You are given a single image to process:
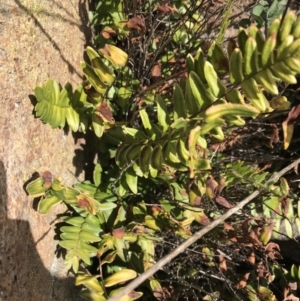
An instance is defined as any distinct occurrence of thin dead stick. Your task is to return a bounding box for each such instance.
[107,158,300,301]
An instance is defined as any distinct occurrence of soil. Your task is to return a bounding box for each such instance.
[0,1,92,300]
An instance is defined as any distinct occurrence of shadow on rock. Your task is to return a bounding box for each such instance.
[0,161,84,301]
[72,129,98,182]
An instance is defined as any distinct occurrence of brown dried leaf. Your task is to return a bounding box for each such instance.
[211,144,220,151]
[77,197,89,209]
[242,218,252,235]
[284,293,299,301]
[285,104,300,124]
[157,4,178,14]
[215,183,225,195]
[102,32,110,39]
[96,101,115,123]
[228,235,237,243]
[42,170,53,188]
[100,44,111,56]
[256,261,266,278]
[137,98,145,107]
[236,272,250,289]
[198,213,210,226]
[265,242,280,252]
[289,282,298,291]
[42,170,53,182]
[224,222,234,231]
[99,44,128,67]
[270,125,279,142]
[284,287,290,300]
[153,290,164,301]
[77,195,96,214]
[259,162,273,172]
[151,205,162,216]
[249,229,262,245]
[169,57,176,63]
[219,254,227,273]
[77,197,90,210]
[281,197,291,216]
[248,252,255,264]
[130,36,142,43]
[133,225,146,233]
[179,189,188,196]
[112,227,125,239]
[151,63,161,78]
[151,62,162,84]
[215,196,232,209]
[102,27,116,39]
[127,16,145,32]
[163,286,173,299]
[265,242,282,260]
[193,195,202,206]
[282,104,300,149]
[206,176,218,199]
[128,291,142,299]
[158,81,171,94]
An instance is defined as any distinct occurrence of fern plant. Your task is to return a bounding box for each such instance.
[27,10,300,301]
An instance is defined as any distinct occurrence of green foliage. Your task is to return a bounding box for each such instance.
[239,0,286,30]
[28,5,300,301]
[34,80,86,131]
[33,45,128,137]
[251,0,286,28]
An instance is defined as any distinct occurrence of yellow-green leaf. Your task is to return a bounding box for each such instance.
[282,120,294,149]
[229,48,244,84]
[92,113,104,138]
[26,177,49,197]
[188,126,201,160]
[189,71,215,108]
[77,248,91,265]
[76,274,104,293]
[99,44,128,67]
[125,167,138,194]
[86,46,115,85]
[81,62,107,95]
[204,61,226,98]
[80,290,106,301]
[80,231,101,242]
[104,269,137,287]
[59,239,78,250]
[261,34,276,66]
[204,103,260,123]
[109,288,143,301]
[156,94,170,131]
[173,83,186,119]
[38,195,61,214]
[244,37,258,75]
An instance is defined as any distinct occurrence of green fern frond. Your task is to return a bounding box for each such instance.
[34,80,86,131]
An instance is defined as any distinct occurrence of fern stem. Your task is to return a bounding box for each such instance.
[216,0,235,44]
